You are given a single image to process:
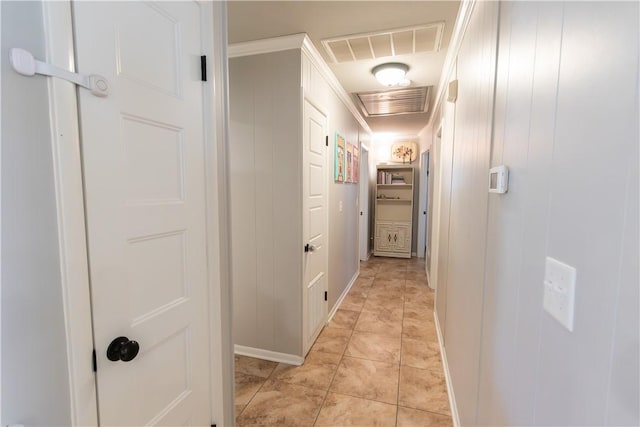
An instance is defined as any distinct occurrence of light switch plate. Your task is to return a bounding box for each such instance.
[339,201,343,212]
[543,257,577,331]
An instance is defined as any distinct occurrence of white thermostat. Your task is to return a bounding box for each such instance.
[489,165,509,194]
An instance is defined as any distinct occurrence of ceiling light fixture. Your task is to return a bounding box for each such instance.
[372,62,409,87]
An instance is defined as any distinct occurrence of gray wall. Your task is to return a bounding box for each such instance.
[229,50,303,356]
[434,1,639,425]
[229,47,362,356]
[1,1,72,425]
[324,80,360,310]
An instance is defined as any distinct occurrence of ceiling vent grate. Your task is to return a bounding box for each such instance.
[321,23,444,64]
[355,86,431,117]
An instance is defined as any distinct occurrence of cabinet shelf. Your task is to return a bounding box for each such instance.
[377,184,412,188]
[376,198,412,203]
[374,165,414,258]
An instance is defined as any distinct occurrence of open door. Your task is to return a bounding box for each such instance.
[74,2,213,424]
[302,99,328,354]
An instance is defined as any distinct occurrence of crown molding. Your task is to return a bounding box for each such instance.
[228,33,372,135]
[423,0,477,131]
[227,33,307,58]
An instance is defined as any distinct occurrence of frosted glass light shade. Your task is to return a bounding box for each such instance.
[372,63,409,87]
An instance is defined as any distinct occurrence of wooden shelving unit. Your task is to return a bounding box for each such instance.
[374,165,414,258]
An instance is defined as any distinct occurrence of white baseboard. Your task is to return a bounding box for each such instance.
[426,269,435,290]
[412,251,417,257]
[327,269,359,322]
[234,344,304,366]
[434,312,460,427]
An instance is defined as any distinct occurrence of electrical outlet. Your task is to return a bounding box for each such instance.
[543,257,577,331]
[339,201,343,212]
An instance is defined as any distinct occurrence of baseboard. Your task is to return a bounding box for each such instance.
[327,269,359,322]
[426,269,435,290]
[434,312,461,427]
[412,251,417,257]
[234,344,304,366]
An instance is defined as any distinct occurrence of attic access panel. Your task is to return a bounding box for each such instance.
[321,23,444,63]
[355,86,431,117]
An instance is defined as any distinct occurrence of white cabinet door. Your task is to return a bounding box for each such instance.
[394,223,412,253]
[375,223,394,251]
[74,2,211,425]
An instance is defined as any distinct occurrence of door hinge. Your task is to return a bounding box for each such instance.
[324,291,328,301]
[201,55,207,82]
[325,135,328,147]
[92,349,97,372]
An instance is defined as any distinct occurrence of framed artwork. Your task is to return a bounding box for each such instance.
[353,145,360,183]
[390,141,418,164]
[334,132,345,182]
[346,142,353,183]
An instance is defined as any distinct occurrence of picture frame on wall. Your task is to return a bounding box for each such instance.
[353,145,360,183]
[334,132,345,182]
[390,141,418,164]
[346,142,353,183]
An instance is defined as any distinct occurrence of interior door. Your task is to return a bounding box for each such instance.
[302,99,328,354]
[73,2,211,425]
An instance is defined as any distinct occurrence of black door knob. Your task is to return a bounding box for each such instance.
[107,336,140,362]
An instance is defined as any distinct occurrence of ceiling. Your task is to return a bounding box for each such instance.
[227,1,461,136]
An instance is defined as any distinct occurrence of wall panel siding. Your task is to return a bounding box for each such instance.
[438,1,639,425]
[534,2,639,424]
[1,2,72,424]
[441,2,499,425]
[229,50,303,355]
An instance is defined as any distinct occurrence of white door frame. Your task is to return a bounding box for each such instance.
[359,145,370,261]
[416,150,430,259]
[42,2,233,425]
[430,123,444,291]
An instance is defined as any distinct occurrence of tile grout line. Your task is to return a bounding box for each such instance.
[236,258,448,426]
[313,270,363,426]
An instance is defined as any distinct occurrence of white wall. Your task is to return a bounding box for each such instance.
[1,1,72,424]
[434,1,639,425]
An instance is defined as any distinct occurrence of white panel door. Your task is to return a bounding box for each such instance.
[73,2,211,425]
[303,100,328,354]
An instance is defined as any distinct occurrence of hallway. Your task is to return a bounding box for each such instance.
[234,257,452,426]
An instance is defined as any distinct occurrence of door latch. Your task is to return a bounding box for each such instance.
[10,48,109,97]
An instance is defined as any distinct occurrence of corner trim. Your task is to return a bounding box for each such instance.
[235,345,304,366]
[203,3,235,426]
[328,270,359,322]
[434,311,460,427]
[228,33,372,134]
[424,0,477,130]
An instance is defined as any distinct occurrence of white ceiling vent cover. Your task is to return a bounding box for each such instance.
[322,23,444,63]
[355,86,431,117]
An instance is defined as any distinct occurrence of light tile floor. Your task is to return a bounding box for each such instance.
[234,256,453,427]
